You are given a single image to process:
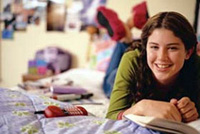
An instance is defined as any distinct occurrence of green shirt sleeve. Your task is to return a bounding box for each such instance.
[106,50,140,120]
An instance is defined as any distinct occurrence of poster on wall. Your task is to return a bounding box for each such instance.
[66,0,107,32]
[1,0,47,39]
[79,0,106,27]
[11,0,27,31]
[1,0,15,39]
[1,0,107,37]
[22,0,47,25]
[0,0,46,25]
[65,0,82,32]
[46,0,66,31]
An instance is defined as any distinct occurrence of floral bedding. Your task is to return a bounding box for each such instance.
[0,88,161,134]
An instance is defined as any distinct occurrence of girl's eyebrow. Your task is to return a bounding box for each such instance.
[148,42,180,46]
[167,43,180,46]
[148,42,158,45]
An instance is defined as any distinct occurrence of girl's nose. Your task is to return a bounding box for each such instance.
[158,49,168,60]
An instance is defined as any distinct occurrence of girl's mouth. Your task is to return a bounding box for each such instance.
[155,64,172,70]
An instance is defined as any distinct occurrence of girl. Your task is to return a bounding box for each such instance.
[106,11,200,123]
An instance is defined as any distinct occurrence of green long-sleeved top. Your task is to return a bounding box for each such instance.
[106,50,140,120]
[106,49,200,120]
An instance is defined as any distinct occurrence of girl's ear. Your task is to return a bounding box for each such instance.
[185,47,194,60]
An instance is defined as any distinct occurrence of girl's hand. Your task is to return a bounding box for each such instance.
[123,99,182,122]
[176,97,199,122]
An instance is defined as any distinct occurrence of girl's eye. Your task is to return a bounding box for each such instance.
[168,47,178,50]
[150,46,159,49]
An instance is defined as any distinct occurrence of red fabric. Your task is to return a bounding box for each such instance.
[97,6,126,41]
[117,111,125,120]
[132,1,148,29]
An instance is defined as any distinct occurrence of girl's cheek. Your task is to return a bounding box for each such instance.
[147,52,156,60]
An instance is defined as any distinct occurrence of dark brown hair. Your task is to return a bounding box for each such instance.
[130,12,200,113]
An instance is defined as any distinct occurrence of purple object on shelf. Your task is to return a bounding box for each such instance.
[36,60,47,67]
[51,85,87,94]
[37,66,47,75]
[28,60,36,67]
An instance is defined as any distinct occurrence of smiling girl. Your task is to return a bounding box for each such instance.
[106,11,200,123]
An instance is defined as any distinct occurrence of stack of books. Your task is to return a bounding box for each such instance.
[48,85,93,101]
[18,82,94,102]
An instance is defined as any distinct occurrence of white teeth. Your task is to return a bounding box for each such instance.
[157,64,170,68]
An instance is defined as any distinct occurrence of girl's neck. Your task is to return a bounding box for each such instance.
[153,73,179,92]
[154,78,178,92]
[156,83,172,92]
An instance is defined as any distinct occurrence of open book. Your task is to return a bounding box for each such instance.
[124,114,200,134]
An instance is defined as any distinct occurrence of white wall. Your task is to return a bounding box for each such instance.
[147,0,196,25]
[0,0,196,87]
[0,23,90,87]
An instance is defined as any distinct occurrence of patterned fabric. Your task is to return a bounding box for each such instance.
[0,88,161,134]
[86,33,117,72]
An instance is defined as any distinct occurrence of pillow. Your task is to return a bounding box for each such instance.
[52,68,107,100]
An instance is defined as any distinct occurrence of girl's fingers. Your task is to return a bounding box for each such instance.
[183,112,199,123]
[177,97,190,109]
[182,108,198,119]
[171,106,182,122]
[179,101,195,114]
[170,98,178,105]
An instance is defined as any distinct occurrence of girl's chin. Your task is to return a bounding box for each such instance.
[154,75,170,84]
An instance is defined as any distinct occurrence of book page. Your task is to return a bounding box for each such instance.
[124,114,200,134]
[132,120,182,134]
[187,119,200,132]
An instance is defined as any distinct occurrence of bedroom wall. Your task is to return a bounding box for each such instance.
[0,0,196,87]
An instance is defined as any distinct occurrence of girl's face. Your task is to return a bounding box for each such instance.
[146,28,192,85]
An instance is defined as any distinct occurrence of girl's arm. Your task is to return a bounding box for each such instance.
[122,99,182,122]
[106,50,139,120]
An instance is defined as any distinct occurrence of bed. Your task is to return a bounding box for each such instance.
[3,88,200,134]
[2,68,200,134]
[1,68,166,134]
[12,68,110,118]
[0,88,163,134]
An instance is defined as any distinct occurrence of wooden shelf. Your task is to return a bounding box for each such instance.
[22,74,52,82]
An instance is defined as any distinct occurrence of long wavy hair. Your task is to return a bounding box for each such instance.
[129,12,200,112]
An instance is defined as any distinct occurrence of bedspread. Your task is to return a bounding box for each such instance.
[0,88,162,134]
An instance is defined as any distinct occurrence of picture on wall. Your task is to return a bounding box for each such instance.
[1,0,47,39]
[46,0,66,31]
[65,0,107,32]
[1,0,15,39]
[1,0,107,38]
[79,0,107,27]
